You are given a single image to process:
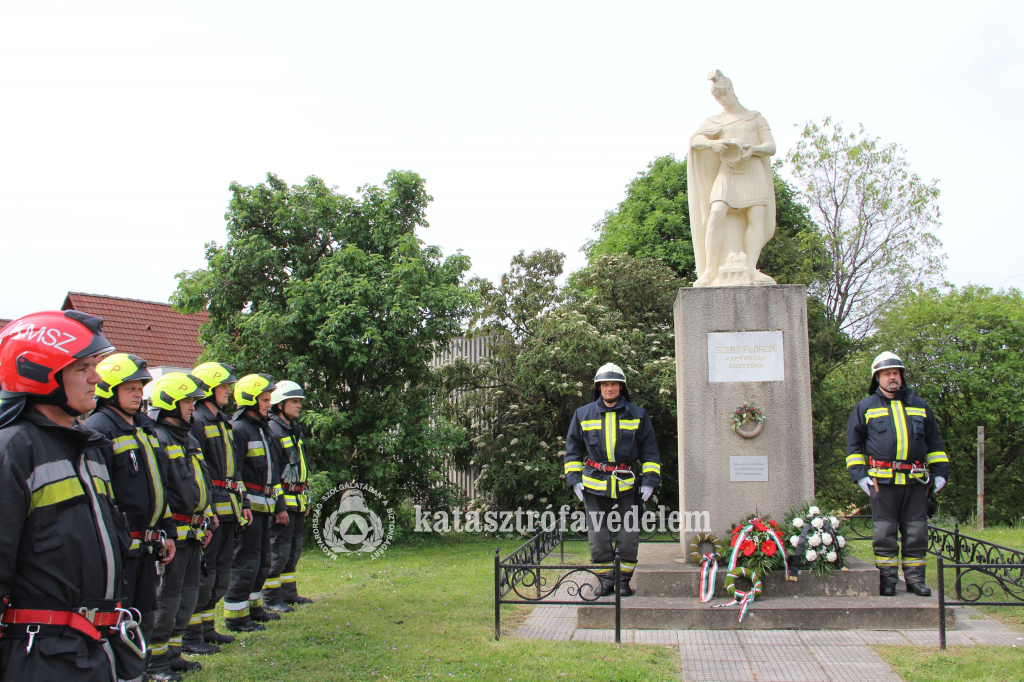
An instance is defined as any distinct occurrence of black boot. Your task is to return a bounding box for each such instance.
[225,616,266,633]
[251,606,281,622]
[618,576,634,597]
[879,567,898,596]
[146,652,183,682]
[181,640,220,655]
[203,628,236,644]
[289,594,313,605]
[906,582,932,596]
[597,577,616,597]
[262,587,295,613]
[169,655,203,673]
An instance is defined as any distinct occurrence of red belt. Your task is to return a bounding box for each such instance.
[2,608,121,641]
[282,483,308,492]
[213,479,244,493]
[586,459,633,473]
[130,529,165,542]
[244,482,274,495]
[171,513,207,526]
[868,459,925,471]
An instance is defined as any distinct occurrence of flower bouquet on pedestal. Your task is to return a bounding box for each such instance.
[782,503,849,579]
[711,514,788,622]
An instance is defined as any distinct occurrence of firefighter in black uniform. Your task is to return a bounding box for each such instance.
[223,374,287,632]
[84,353,177,650]
[0,311,146,682]
[147,373,215,680]
[846,352,949,597]
[264,381,313,610]
[183,362,254,647]
[564,363,661,597]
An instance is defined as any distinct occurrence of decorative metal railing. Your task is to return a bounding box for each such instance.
[494,525,624,642]
[841,514,1024,650]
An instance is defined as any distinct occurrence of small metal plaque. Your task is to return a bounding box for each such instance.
[729,455,769,482]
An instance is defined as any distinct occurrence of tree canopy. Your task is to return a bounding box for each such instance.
[173,171,474,509]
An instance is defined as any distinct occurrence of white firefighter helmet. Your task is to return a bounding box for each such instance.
[270,380,305,405]
[870,351,905,379]
[593,363,627,385]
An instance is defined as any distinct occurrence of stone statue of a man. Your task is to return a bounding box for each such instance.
[688,70,777,287]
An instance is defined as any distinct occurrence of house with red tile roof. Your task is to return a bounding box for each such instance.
[61,292,208,373]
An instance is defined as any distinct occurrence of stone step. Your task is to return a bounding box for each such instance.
[635,543,877,599]
[577,591,953,630]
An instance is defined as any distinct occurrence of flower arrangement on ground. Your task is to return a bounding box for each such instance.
[781,503,849,578]
[727,514,787,577]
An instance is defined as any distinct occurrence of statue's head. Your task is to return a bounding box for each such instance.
[708,69,738,108]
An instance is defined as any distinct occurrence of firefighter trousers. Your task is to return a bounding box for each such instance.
[184,518,237,642]
[225,513,271,624]
[149,541,202,672]
[281,510,305,602]
[123,549,159,640]
[584,490,640,580]
[264,510,299,604]
[871,481,928,585]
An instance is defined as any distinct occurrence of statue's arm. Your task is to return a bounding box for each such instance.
[747,116,776,158]
[692,132,723,153]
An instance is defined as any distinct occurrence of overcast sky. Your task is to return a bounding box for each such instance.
[2,1,1021,321]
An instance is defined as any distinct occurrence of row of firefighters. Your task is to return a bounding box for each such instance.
[0,310,313,682]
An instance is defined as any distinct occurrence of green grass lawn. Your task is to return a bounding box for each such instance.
[192,536,680,681]
[878,646,1024,681]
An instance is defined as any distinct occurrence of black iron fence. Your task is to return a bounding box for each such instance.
[841,514,1024,650]
[494,526,624,642]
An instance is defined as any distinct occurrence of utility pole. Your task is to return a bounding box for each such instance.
[977,426,985,530]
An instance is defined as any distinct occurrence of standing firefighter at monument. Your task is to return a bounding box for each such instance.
[0,311,146,682]
[84,353,177,652]
[564,363,661,597]
[224,374,286,632]
[183,362,250,650]
[265,381,313,609]
[846,352,949,597]
[147,372,215,680]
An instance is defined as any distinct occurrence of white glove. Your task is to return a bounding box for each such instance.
[934,477,946,492]
[857,477,874,496]
[573,483,584,501]
[640,486,654,502]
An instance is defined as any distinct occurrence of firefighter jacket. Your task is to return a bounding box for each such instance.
[0,410,134,673]
[269,412,311,512]
[152,419,213,543]
[84,405,175,552]
[846,387,950,485]
[231,409,286,515]
[564,397,661,498]
[191,403,246,523]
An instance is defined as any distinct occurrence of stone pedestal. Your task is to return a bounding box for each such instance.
[673,284,814,546]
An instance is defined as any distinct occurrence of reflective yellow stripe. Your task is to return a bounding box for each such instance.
[894,472,906,485]
[280,436,294,448]
[284,496,300,509]
[869,468,893,479]
[874,555,899,566]
[905,407,927,418]
[893,402,909,461]
[192,454,208,512]
[92,476,109,497]
[620,419,640,430]
[865,408,889,422]
[902,558,926,566]
[29,477,86,513]
[166,445,185,460]
[220,423,235,478]
[188,613,203,626]
[138,428,166,528]
[112,436,138,454]
[246,447,266,458]
[129,538,141,551]
[641,462,661,474]
[581,475,607,491]
[204,425,220,438]
[846,454,867,467]
[564,461,583,474]
[580,420,601,431]
[215,501,235,516]
[926,451,949,464]
[605,412,617,462]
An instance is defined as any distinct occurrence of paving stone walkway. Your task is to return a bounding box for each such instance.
[514,604,1023,682]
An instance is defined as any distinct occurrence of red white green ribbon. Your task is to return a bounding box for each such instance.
[726,519,790,579]
[698,554,717,603]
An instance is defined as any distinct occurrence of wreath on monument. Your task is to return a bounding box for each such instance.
[688,532,723,564]
[731,401,766,438]
[689,533,723,603]
[711,567,763,622]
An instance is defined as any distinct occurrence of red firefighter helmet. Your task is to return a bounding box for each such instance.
[0,310,116,397]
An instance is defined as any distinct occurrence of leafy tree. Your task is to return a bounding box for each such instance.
[786,117,945,339]
[173,171,474,511]
[869,286,1024,524]
[437,252,681,514]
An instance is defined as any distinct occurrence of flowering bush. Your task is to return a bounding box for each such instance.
[782,502,849,577]
[727,514,787,577]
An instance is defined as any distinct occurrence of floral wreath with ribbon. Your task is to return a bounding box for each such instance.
[689,533,723,603]
[712,567,763,622]
[711,516,788,621]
